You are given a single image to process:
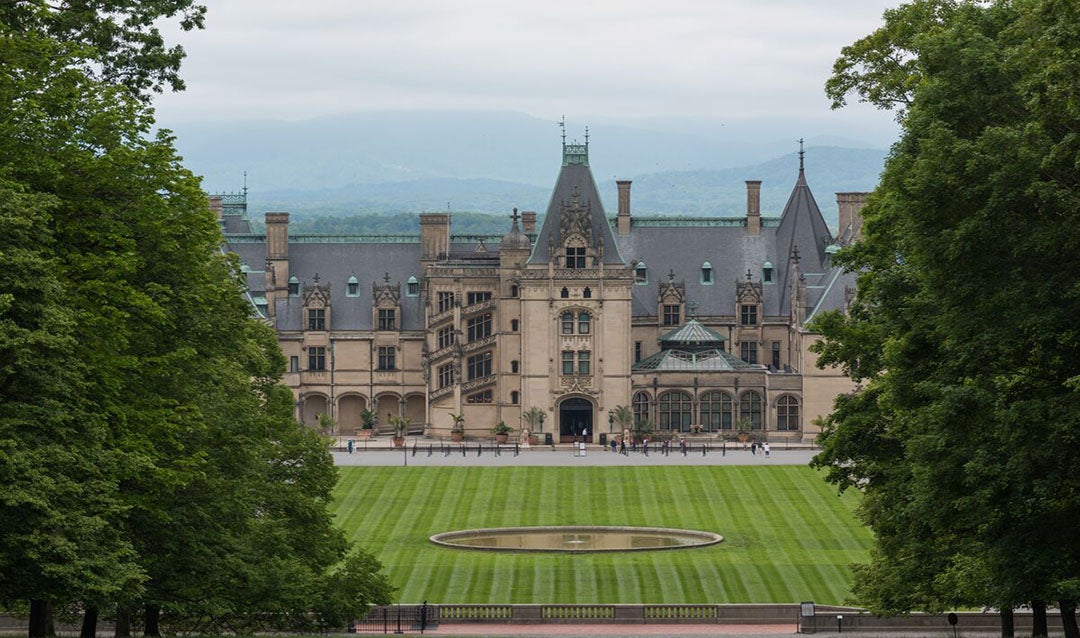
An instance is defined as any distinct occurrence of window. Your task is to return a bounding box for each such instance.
[583,287,592,299]
[510,360,519,374]
[437,363,453,389]
[510,391,519,405]
[406,276,419,296]
[377,346,396,370]
[467,390,493,404]
[772,341,781,368]
[578,311,590,335]
[467,351,492,380]
[763,261,774,284]
[562,351,574,376]
[509,284,519,298]
[633,392,650,425]
[740,391,763,429]
[662,304,681,326]
[288,276,300,296]
[777,396,800,431]
[307,308,325,331]
[634,341,643,363]
[560,287,569,299]
[578,351,591,375]
[289,356,299,373]
[565,246,586,268]
[659,391,693,431]
[511,319,519,332]
[561,311,574,335]
[467,291,492,306]
[346,276,359,297]
[701,261,713,285]
[699,391,733,431]
[467,313,492,342]
[740,304,758,326]
[378,308,396,330]
[437,326,455,350]
[437,292,455,313]
[308,346,326,371]
[635,262,647,284]
[740,341,758,364]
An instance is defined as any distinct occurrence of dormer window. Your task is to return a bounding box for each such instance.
[740,304,758,326]
[565,246,586,269]
[701,261,713,285]
[635,262,647,284]
[763,261,774,284]
[346,276,359,297]
[406,276,419,296]
[288,276,300,296]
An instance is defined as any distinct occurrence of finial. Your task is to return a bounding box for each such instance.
[511,207,520,225]
[792,245,801,264]
[313,272,320,284]
[243,171,248,198]
[559,115,566,146]
[584,125,589,147]
[668,269,675,282]
[746,269,752,281]
[798,138,805,173]
[383,272,390,284]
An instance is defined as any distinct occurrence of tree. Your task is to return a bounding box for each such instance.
[812,1,1080,634]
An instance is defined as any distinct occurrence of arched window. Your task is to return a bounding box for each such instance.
[346,275,359,297]
[578,311,590,334]
[701,261,713,285]
[560,287,569,298]
[635,261,647,284]
[583,287,592,298]
[699,391,733,431]
[633,392,651,426]
[288,276,300,296]
[406,275,419,296]
[763,261,774,284]
[739,391,763,430]
[777,396,800,431]
[561,311,574,334]
[659,391,693,432]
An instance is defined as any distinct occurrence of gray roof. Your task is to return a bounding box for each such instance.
[774,166,834,316]
[633,348,752,372]
[659,319,726,348]
[528,156,624,265]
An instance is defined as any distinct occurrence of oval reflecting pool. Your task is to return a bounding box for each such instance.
[429,526,723,553]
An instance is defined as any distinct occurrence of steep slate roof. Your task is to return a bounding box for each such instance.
[773,158,834,317]
[528,143,624,266]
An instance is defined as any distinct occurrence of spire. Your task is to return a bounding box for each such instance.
[798,138,805,174]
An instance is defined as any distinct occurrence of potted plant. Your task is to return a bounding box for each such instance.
[492,421,512,444]
[522,406,545,445]
[449,412,465,442]
[358,408,376,437]
[316,413,336,437]
[390,415,409,447]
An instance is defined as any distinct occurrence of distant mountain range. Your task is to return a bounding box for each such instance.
[166,110,889,230]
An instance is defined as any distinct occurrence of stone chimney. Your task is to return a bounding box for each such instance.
[836,192,869,244]
[420,213,451,261]
[746,181,761,236]
[521,211,537,235]
[264,213,290,317]
[208,196,223,220]
[616,180,632,235]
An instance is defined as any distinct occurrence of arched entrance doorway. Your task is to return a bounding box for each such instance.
[559,397,593,443]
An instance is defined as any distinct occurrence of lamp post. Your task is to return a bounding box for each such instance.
[608,411,614,433]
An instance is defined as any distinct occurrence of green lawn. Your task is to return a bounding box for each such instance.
[331,466,870,605]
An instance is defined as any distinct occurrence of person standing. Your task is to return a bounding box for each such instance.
[763,442,771,458]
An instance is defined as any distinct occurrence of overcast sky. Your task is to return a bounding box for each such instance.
[155,0,903,135]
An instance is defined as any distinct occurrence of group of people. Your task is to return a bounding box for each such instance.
[749,440,771,458]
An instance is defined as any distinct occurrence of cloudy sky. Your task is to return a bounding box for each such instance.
[155,0,903,134]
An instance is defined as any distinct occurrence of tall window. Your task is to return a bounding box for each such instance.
[565,246,586,268]
[740,304,758,326]
[467,291,492,306]
[437,326,455,350]
[560,287,569,298]
[771,341,781,368]
[577,351,590,375]
[467,351,492,380]
[662,304,681,326]
[308,346,326,371]
[740,341,758,364]
[288,277,299,296]
[740,391,763,429]
[701,261,713,284]
[699,391,733,431]
[307,308,325,331]
[437,292,455,313]
[437,363,453,389]
[763,262,774,283]
[634,341,643,363]
[633,392,650,426]
[561,311,574,335]
[777,396,800,431]
[659,391,693,431]
[561,351,574,375]
[578,311,591,334]
[510,391,519,405]
[378,308,396,330]
[467,313,491,342]
[510,319,519,332]
[509,284,519,298]
[510,360,519,374]
[289,356,299,373]
[583,287,592,298]
[346,277,359,297]
[635,263,647,284]
[406,277,419,296]
[377,346,396,370]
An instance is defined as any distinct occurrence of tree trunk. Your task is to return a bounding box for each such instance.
[114,608,130,638]
[80,607,98,638]
[1032,600,1048,638]
[1000,606,1014,638]
[45,601,55,638]
[1061,600,1080,638]
[28,600,48,638]
[144,606,161,638]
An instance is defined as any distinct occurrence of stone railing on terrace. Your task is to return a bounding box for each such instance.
[463,335,496,354]
[461,297,497,316]
[460,374,495,394]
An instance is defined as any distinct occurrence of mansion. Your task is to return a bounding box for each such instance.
[217,139,865,443]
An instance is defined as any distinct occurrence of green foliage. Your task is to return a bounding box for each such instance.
[491,421,513,435]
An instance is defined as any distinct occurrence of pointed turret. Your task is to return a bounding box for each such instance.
[774,142,832,316]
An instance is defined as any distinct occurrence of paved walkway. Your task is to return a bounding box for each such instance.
[332,439,817,467]
[414,623,800,636]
